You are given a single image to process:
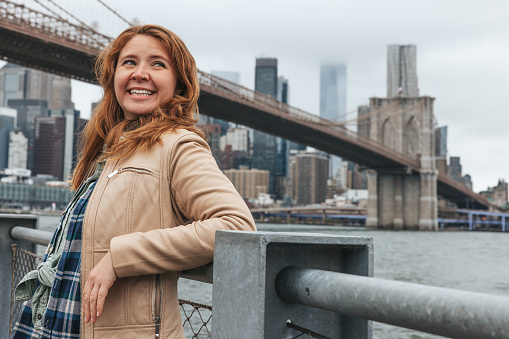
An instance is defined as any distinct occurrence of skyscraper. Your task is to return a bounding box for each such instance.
[48,109,85,180]
[434,126,448,158]
[387,44,419,97]
[253,57,278,196]
[51,76,74,110]
[33,116,66,180]
[277,76,289,104]
[320,64,347,182]
[290,151,328,205]
[0,63,53,106]
[448,156,462,183]
[8,129,28,169]
[0,108,16,169]
[33,109,85,180]
[320,64,347,120]
[7,99,49,171]
[255,58,278,98]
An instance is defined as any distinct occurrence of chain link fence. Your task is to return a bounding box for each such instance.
[10,244,213,338]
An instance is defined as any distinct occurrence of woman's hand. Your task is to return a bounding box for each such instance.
[82,251,117,323]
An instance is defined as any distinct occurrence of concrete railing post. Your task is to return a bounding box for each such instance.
[0,214,38,337]
[212,230,373,338]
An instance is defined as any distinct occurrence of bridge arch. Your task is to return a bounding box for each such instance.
[381,118,397,151]
[404,116,419,158]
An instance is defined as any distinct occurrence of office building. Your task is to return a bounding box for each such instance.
[253,57,278,195]
[277,76,289,104]
[0,63,53,107]
[435,126,448,158]
[33,109,85,181]
[220,127,249,152]
[387,44,419,97]
[435,157,447,176]
[290,151,328,205]
[200,124,222,166]
[320,64,347,182]
[255,58,278,98]
[463,174,473,191]
[341,161,364,189]
[448,156,462,183]
[8,129,28,169]
[7,99,48,171]
[251,130,276,193]
[49,109,86,179]
[0,108,16,169]
[33,116,66,180]
[51,76,74,110]
[223,167,269,200]
[320,64,347,120]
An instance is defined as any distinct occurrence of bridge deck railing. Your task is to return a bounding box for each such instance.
[2,215,509,338]
[1,0,111,50]
[198,71,421,167]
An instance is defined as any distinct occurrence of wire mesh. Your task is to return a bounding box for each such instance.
[10,245,213,338]
[10,244,41,335]
[179,299,212,338]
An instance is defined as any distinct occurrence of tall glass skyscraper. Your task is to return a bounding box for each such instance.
[320,64,347,120]
[255,58,278,98]
[253,58,279,196]
[387,44,419,97]
[0,108,16,169]
[320,64,347,181]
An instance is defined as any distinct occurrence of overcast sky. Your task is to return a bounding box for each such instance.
[41,0,509,192]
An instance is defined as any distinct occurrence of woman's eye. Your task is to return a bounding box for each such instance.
[122,60,136,66]
[153,61,166,68]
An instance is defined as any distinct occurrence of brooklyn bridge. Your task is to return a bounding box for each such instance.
[0,0,495,230]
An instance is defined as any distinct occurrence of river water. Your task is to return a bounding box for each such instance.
[36,216,509,338]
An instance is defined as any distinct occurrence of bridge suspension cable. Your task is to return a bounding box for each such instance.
[96,0,133,27]
[34,0,103,37]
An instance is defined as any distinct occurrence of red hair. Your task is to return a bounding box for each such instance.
[71,25,205,189]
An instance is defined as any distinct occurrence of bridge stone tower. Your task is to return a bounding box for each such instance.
[366,96,438,230]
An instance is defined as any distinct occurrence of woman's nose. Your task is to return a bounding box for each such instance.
[130,67,149,81]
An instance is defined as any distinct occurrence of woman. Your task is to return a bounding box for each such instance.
[11,24,256,338]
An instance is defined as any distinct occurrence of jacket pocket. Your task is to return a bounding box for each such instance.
[96,166,161,241]
[93,255,154,328]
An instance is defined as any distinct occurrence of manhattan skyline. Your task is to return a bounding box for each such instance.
[5,0,506,193]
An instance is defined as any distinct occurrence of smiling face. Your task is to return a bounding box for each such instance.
[114,34,177,120]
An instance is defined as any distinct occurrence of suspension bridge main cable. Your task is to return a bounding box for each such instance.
[40,0,102,35]
[96,0,133,27]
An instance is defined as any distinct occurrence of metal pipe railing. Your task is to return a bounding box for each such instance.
[10,226,53,246]
[276,266,509,339]
[9,226,213,283]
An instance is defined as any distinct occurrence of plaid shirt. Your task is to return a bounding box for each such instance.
[10,180,97,339]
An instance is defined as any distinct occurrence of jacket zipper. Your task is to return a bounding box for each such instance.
[107,167,154,178]
[154,274,162,338]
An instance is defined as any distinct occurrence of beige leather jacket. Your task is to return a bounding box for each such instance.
[80,129,256,338]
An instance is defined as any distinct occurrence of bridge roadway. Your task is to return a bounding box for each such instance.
[0,1,492,209]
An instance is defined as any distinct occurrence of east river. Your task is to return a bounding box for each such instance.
[36,216,509,339]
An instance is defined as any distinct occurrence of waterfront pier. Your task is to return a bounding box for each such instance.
[3,214,509,338]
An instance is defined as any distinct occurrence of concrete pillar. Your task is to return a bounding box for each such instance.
[366,170,378,228]
[212,231,373,338]
[0,214,38,338]
[393,176,404,229]
[419,171,438,231]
